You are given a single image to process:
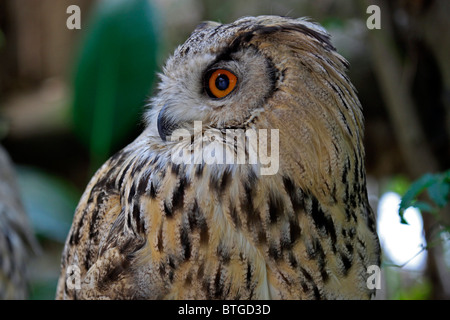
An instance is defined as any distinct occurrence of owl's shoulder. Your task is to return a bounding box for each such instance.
[56,145,155,299]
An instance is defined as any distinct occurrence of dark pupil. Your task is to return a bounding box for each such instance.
[215,74,229,91]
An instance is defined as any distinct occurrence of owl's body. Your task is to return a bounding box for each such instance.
[57,16,380,299]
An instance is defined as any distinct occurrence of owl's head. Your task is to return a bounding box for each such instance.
[145,15,364,194]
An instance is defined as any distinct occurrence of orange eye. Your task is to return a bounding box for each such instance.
[206,69,238,99]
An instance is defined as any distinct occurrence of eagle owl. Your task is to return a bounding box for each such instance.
[56,16,380,300]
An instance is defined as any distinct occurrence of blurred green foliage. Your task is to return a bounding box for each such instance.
[382,175,412,197]
[30,278,60,301]
[16,166,79,243]
[399,169,450,227]
[72,0,160,172]
[392,274,432,300]
[16,166,80,299]
[379,172,449,299]
[321,17,345,30]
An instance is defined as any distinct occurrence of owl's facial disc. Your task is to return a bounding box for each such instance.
[153,25,282,142]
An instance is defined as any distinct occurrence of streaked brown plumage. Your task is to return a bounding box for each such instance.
[56,16,380,300]
[0,145,38,299]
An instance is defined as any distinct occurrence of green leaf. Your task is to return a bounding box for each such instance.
[399,173,436,212]
[71,0,160,171]
[412,201,437,214]
[399,170,450,224]
[427,175,450,208]
[399,214,409,225]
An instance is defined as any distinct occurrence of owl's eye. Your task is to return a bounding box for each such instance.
[205,69,238,99]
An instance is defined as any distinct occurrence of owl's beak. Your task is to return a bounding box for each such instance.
[157,104,178,141]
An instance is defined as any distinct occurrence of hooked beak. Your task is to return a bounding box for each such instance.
[157,104,178,141]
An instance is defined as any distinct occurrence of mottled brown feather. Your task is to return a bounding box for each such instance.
[56,16,380,300]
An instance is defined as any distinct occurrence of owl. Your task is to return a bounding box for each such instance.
[56,16,380,300]
[0,145,38,299]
